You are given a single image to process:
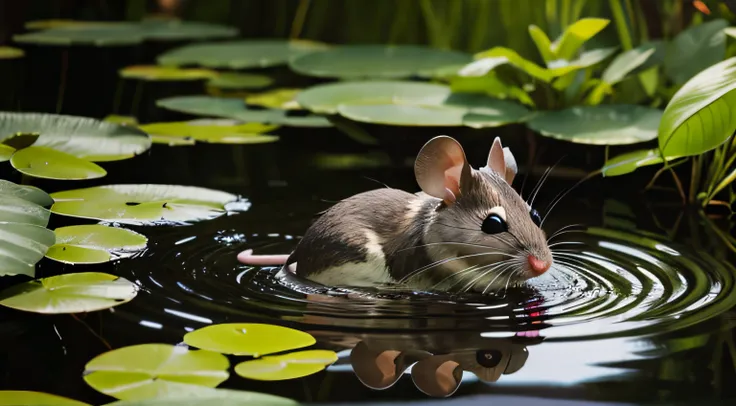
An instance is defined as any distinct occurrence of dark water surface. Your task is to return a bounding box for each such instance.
[2,143,736,405]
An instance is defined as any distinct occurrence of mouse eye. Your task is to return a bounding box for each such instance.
[530,208,542,226]
[482,213,508,234]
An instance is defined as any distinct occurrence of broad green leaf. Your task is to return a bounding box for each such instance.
[567,47,618,69]
[0,179,53,206]
[337,103,467,126]
[207,73,274,90]
[443,93,530,128]
[0,144,14,162]
[0,46,25,59]
[528,25,555,64]
[457,57,509,77]
[658,56,736,157]
[50,184,240,225]
[2,132,39,149]
[120,65,217,81]
[475,47,567,82]
[46,225,148,265]
[449,74,511,98]
[245,88,302,110]
[0,112,151,162]
[184,323,316,356]
[24,19,112,30]
[552,18,610,60]
[158,39,328,69]
[0,222,55,277]
[527,104,662,145]
[234,350,338,381]
[664,19,728,85]
[727,27,736,39]
[602,44,658,84]
[11,146,107,180]
[0,272,138,313]
[104,115,139,126]
[288,45,472,79]
[103,387,297,405]
[139,120,279,145]
[601,148,680,177]
[638,67,659,97]
[0,391,89,406]
[584,81,613,105]
[84,344,229,400]
[0,195,50,226]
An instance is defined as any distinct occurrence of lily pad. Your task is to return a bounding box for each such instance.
[527,105,662,145]
[234,350,338,381]
[0,272,138,313]
[139,120,279,145]
[0,194,50,226]
[137,19,237,41]
[0,112,151,162]
[337,103,467,126]
[157,39,329,69]
[156,96,332,127]
[183,323,316,356]
[103,387,297,405]
[120,65,217,81]
[24,19,115,30]
[0,145,14,161]
[84,344,229,400]
[444,93,531,128]
[289,45,472,79]
[50,184,240,225]
[0,391,90,406]
[104,115,139,126]
[207,73,274,90]
[46,225,148,265]
[11,146,107,180]
[0,179,53,206]
[0,46,24,59]
[602,148,680,177]
[245,88,302,110]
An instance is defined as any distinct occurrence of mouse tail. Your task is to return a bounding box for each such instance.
[237,249,290,266]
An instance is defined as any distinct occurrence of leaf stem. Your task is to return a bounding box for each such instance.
[56,50,69,114]
[290,0,311,39]
[608,0,633,51]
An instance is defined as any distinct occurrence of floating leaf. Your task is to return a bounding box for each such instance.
[50,184,240,225]
[24,19,114,30]
[0,179,53,206]
[150,135,196,146]
[84,344,229,401]
[289,45,472,79]
[11,146,107,180]
[184,323,316,356]
[104,115,139,126]
[0,145,14,162]
[140,120,279,145]
[207,73,274,90]
[2,132,40,149]
[0,194,50,226]
[527,105,662,145]
[120,65,217,81]
[338,103,467,126]
[156,96,331,127]
[46,225,148,265]
[444,93,530,128]
[0,112,151,162]
[602,149,680,177]
[245,89,302,110]
[137,19,237,41]
[0,222,55,277]
[659,56,736,157]
[0,46,24,59]
[0,272,138,313]
[551,18,610,60]
[234,350,337,381]
[103,387,297,405]
[664,19,728,85]
[158,39,329,69]
[602,43,658,85]
[0,391,90,406]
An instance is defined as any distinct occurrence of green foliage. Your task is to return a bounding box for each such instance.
[11,146,107,180]
[183,323,316,357]
[234,350,338,381]
[46,225,148,265]
[663,19,728,85]
[0,391,89,406]
[139,120,280,145]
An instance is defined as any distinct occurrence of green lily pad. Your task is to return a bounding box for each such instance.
[0,112,151,162]
[234,350,338,381]
[156,96,332,127]
[50,184,240,225]
[158,39,329,69]
[0,179,53,206]
[120,65,218,81]
[0,46,24,59]
[137,19,237,41]
[0,272,138,313]
[104,115,139,126]
[0,391,90,406]
[527,104,662,145]
[0,145,14,161]
[46,225,148,265]
[84,344,229,400]
[289,45,472,79]
[337,103,467,126]
[0,194,50,226]
[602,148,680,177]
[183,323,316,357]
[11,146,108,180]
[103,387,298,406]
[207,73,274,90]
[296,81,452,115]
[245,88,302,110]
[139,120,279,145]
[444,93,531,128]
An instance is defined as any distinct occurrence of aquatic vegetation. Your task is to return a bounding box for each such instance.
[103,388,298,405]
[140,120,279,145]
[83,344,229,400]
[45,225,148,265]
[0,390,90,406]
[0,272,138,313]
[183,323,316,356]
[49,184,243,225]
[157,39,329,69]
[207,73,274,90]
[234,350,338,381]
[11,146,107,180]
[245,88,302,110]
[288,44,472,79]
[0,46,24,59]
[663,19,729,85]
[119,66,218,82]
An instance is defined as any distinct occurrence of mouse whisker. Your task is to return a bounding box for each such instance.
[528,165,554,208]
[446,261,510,293]
[395,241,516,254]
[459,260,516,293]
[429,264,484,291]
[480,261,519,294]
[546,229,586,242]
[548,241,585,248]
[546,223,586,241]
[540,170,596,228]
[399,251,513,283]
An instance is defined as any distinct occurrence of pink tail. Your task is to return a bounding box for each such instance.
[237,249,289,266]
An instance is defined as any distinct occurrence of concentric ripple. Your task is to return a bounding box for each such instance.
[114,220,736,342]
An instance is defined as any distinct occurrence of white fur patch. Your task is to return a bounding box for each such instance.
[309,229,393,287]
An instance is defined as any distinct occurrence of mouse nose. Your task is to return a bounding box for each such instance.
[527,255,550,275]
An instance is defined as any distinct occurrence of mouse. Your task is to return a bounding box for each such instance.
[237,135,553,293]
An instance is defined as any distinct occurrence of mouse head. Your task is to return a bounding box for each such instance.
[414,135,552,291]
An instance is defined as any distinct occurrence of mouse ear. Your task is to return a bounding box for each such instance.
[483,137,517,185]
[415,136,471,205]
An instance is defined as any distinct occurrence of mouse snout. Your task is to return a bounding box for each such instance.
[527,255,550,276]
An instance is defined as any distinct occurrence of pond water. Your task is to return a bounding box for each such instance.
[2,144,735,405]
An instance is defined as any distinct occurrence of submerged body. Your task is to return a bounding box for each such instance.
[239,136,553,293]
